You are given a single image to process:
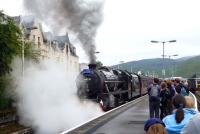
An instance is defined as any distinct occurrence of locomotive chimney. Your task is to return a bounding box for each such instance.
[88,64,97,70]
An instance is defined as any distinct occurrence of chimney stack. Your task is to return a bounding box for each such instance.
[88,64,97,70]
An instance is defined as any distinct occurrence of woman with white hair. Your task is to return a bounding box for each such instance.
[181,96,199,134]
[162,95,197,134]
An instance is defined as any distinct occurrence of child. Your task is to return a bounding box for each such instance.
[144,118,167,134]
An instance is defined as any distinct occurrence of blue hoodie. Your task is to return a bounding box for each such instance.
[162,108,197,134]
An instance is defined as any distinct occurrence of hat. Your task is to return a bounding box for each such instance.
[144,118,165,131]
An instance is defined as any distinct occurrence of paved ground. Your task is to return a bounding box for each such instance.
[92,97,149,134]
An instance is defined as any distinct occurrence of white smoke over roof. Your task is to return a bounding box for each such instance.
[23,0,104,63]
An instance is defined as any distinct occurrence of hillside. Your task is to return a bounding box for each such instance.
[176,55,200,78]
[113,55,200,78]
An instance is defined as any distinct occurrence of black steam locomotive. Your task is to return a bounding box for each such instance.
[76,64,153,111]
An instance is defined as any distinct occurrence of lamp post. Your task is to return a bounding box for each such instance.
[151,40,176,79]
[168,54,178,77]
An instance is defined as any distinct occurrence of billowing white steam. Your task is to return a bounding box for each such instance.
[23,0,104,63]
[11,59,103,134]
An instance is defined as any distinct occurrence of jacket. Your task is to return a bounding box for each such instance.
[162,108,197,134]
[181,113,200,134]
[148,84,160,102]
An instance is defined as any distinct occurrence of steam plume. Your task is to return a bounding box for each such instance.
[11,58,103,134]
[23,0,104,63]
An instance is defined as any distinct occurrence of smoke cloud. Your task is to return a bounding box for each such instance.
[23,0,104,63]
[11,59,103,134]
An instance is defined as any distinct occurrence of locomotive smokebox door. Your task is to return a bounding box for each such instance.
[88,64,97,70]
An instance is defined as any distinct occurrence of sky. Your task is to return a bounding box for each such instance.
[1,0,200,66]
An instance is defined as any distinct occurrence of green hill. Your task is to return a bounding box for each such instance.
[176,55,200,78]
[112,55,200,78]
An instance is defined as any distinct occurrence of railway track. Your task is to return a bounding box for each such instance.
[61,95,147,134]
[0,108,33,134]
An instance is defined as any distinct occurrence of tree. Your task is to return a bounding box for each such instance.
[24,41,41,63]
[0,11,41,76]
[0,11,22,107]
[0,11,21,76]
[0,12,41,107]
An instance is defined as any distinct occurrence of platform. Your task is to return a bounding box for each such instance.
[91,97,149,134]
[62,92,198,134]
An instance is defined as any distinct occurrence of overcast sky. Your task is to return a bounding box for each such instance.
[1,0,200,66]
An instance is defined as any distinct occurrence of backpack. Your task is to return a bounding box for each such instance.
[161,89,171,104]
[149,85,160,100]
[181,86,189,96]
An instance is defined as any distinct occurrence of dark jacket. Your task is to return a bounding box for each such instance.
[175,83,189,94]
[167,86,175,97]
[160,89,171,105]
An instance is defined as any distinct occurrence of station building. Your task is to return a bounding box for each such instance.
[12,15,79,72]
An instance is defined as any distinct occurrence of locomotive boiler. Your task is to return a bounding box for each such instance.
[76,64,152,111]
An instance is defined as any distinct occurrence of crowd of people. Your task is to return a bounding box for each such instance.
[144,78,199,134]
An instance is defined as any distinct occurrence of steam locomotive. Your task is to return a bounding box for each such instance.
[76,64,153,111]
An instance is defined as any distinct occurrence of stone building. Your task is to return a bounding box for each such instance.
[12,15,79,72]
[43,32,79,72]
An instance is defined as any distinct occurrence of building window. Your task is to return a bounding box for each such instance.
[66,45,68,53]
[33,35,35,42]
[38,37,41,48]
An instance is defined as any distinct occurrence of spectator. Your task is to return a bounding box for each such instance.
[174,78,182,94]
[171,79,175,88]
[175,78,189,96]
[167,80,176,97]
[160,82,171,119]
[148,78,160,118]
[184,96,195,109]
[162,94,197,134]
[181,113,200,134]
[184,96,198,113]
[144,118,167,134]
[183,80,188,87]
[166,80,176,114]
